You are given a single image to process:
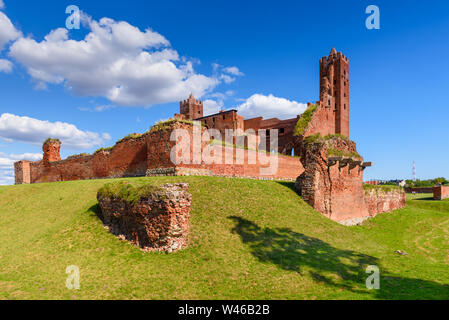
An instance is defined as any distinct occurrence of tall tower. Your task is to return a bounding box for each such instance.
[319,48,349,137]
[180,94,203,120]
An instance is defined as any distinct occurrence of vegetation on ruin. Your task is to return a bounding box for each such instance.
[327,147,361,160]
[93,147,114,155]
[97,181,166,205]
[363,184,403,194]
[115,133,144,145]
[43,138,61,145]
[0,178,448,299]
[147,118,198,134]
[294,104,317,136]
[67,153,90,159]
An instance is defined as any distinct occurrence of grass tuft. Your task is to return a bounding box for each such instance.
[97,181,166,205]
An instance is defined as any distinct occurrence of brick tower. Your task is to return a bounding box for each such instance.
[319,48,349,137]
[180,94,203,120]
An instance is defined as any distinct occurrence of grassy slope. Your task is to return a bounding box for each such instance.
[0,177,448,300]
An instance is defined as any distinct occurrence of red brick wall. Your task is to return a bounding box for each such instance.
[20,122,302,184]
[364,189,406,216]
[303,102,336,137]
[434,186,449,200]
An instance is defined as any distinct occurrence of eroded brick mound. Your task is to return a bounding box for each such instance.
[97,183,192,253]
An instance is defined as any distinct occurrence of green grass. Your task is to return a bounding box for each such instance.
[97,181,166,205]
[0,179,448,300]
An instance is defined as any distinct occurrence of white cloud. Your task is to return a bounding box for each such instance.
[237,94,307,120]
[0,11,21,50]
[0,113,111,149]
[203,99,224,116]
[9,14,220,107]
[0,58,12,73]
[0,152,42,186]
[0,1,4,9]
[223,66,244,76]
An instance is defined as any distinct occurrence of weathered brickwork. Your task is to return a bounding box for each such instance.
[97,183,192,252]
[295,136,406,225]
[434,186,449,200]
[364,189,406,217]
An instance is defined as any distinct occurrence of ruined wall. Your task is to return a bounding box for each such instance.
[26,134,148,184]
[303,102,336,137]
[146,122,302,180]
[434,186,449,200]
[16,121,302,184]
[295,136,369,223]
[97,183,192,253]
[364,188,406,217]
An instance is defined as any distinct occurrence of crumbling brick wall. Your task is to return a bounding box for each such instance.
[97,183,192,252]
[295,136,369,223]
[364,188,406,216]
[295,135,406,224]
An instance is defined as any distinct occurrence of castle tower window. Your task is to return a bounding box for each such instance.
[280,128,285,134]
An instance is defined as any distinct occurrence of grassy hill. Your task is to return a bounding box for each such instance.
[0,177,448,300]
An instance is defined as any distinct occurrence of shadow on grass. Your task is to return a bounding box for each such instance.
[229,216,449,299]
[275,181,297,193]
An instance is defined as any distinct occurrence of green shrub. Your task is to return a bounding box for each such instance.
[97,182,166,205]
[294,104,317,136]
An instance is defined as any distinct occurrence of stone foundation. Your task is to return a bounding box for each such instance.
[97,183,192,253]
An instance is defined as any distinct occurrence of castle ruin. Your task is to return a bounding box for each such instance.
[14,49,406,225]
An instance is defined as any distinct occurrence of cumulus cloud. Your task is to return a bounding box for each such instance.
[203,99,224,116]
[223,66,244,76]
[0,152,42,185]
[237,94,307,120]
[9,14,219,107]
[0,113,111,149]
[0,58,12,73]
[0,11,21,50]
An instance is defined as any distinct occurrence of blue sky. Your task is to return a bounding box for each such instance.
[0,0,448,184]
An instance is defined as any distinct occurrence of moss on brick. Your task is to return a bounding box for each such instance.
[148,118,198,134]
[327,148,361,159]
[97,181,166,206]
[43,138,61,145]
[294,104,317,136]
[94,147,114,155]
